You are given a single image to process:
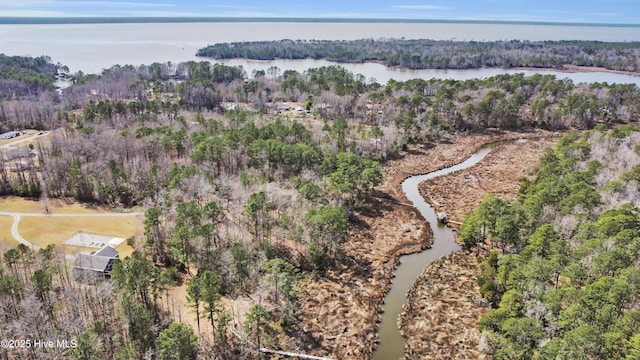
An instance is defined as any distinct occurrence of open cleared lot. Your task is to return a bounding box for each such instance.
[0,215,17,246]
[18,215,139,256]
[0,196,139,214]
[0,129,51,147]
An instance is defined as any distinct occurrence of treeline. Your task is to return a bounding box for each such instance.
[0,54,59,98]
[4,61,640,202]
[196,39,640,72]
[0,60,245,134]
[461,126,640,359]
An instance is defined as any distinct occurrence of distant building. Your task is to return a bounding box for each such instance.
[0,131,21,140]
[225,102,239,111]
[1,146,35,161]
[72,245,120,283]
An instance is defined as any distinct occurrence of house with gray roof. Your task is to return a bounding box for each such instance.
[72,245,119,283]
[0,131,21,140]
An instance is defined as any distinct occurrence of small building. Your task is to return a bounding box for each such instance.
[72,245,119,283]
[224,102,239,111]
[0,131,21,140]
[1,146,33,162]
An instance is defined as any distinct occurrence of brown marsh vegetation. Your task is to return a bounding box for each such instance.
[296,130,559,359]
[398,135,559,359]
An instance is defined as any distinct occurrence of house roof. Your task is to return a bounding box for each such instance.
[73,254,117,272]
[94,245,119,258]
[0,131,20,139]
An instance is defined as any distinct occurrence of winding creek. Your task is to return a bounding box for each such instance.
[372,146,495,360]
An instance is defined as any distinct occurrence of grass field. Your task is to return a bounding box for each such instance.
[0,215,17,246]
[18,215,140,257]
[0,196,142,214]
[0,196,141,256]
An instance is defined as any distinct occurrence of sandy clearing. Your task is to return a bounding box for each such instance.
[0,215,18,246]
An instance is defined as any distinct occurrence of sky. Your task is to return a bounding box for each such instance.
[1,0,639,24]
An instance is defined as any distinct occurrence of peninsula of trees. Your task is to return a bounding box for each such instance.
[196,39,640,72]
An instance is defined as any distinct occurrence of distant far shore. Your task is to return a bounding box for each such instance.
[514,64,640,77]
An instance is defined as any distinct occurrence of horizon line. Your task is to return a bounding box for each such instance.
[0,16,639,27]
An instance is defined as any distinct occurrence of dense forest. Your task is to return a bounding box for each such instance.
[1,54,640,358]
[462,127,640,359]
[0,54,62,98]
[1,60,383,358]
[196,39,640,72]
[3,59,640,202]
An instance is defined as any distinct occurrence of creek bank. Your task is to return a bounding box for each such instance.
[398,136,560,359]
[419,137,560,227]
[514,64,640,76]
[295,129,560,360]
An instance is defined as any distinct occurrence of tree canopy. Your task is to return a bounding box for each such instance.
[197,39,640,72]
[471,126,640,359]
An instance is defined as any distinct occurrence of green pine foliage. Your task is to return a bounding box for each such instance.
[473,126,640,359]
[197,39,640,72]
[0,54,58,98]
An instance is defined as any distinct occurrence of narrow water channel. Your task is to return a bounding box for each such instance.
[371,146,494,360]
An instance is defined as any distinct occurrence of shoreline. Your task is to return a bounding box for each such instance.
[513,64,640,76]
[196,55,640,78]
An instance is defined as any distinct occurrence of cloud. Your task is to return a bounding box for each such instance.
[0,0,175,8]
[57,1,174,7]
[0,0,178,17]
[0,9,75,16]
[126,10,220,17]
[585,12,618,17]
[209,5,246,9]
[392,4,450,11]
[0,0,53,7]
